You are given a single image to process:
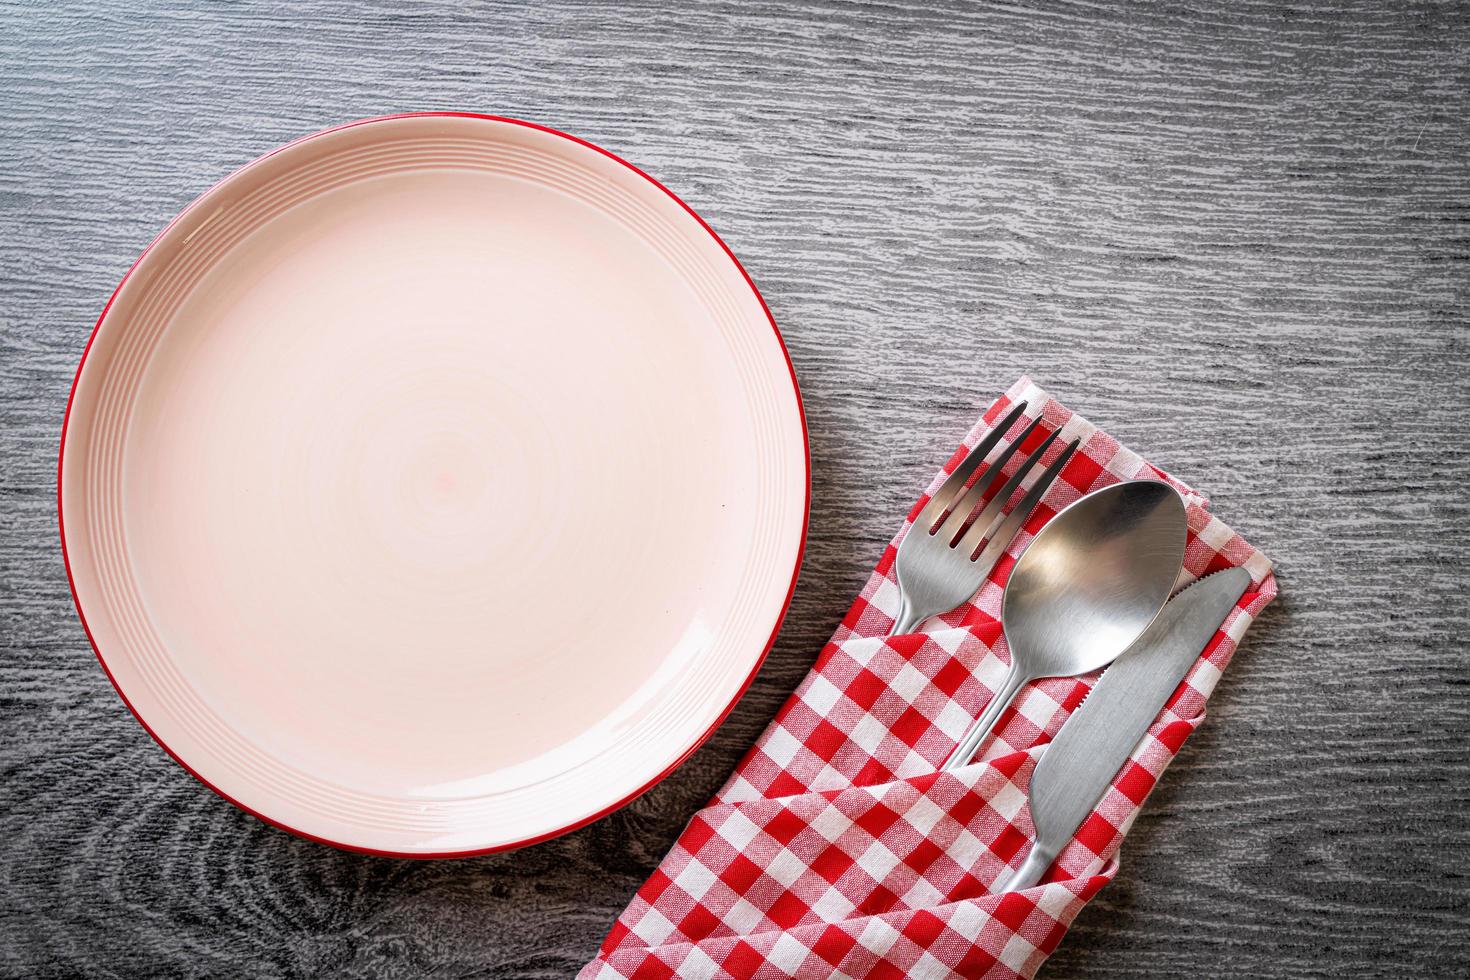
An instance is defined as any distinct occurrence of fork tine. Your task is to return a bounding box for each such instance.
[913,401,1028,533]
[949,426,1058,547]
[937,415,1044,543]
[962,437,1080,564]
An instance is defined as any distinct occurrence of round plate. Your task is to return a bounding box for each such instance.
[59,114,808,856]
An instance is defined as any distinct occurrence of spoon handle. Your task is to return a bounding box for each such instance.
[942,665,1028,771]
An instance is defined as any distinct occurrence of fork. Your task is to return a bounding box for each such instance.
[888,402,1080,636]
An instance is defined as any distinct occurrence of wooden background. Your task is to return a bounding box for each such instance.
[3,1,1468,976]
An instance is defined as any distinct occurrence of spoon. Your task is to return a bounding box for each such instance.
[941,480,1187,770]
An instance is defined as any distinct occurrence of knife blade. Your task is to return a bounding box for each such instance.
[997,565,1252,893]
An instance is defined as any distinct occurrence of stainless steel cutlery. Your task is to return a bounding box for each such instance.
[891,409,1246,894]
[995,567,1251,892]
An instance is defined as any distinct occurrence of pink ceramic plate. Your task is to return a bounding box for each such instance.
[60,114,808,856]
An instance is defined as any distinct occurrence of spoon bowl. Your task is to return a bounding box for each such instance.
[943,480,1187,769]
[1003,480,1189,679]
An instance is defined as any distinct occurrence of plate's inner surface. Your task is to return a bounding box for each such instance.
[63,117,806,852]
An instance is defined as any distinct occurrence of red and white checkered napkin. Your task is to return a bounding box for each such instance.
[582,377,1277,979]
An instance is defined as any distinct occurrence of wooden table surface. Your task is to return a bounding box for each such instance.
[3,2,1468,976]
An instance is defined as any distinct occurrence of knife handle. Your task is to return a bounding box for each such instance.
[996,841,1058,894]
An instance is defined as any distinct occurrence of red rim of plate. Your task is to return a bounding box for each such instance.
[57,112,811,859]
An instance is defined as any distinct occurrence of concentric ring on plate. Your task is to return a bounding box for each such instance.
[59,113,808,856]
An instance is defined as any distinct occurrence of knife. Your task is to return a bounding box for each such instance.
[996,566,1252,893]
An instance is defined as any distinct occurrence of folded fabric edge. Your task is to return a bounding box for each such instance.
[584,866,1114,979]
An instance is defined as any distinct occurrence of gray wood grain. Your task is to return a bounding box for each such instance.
[3,0,1468,976]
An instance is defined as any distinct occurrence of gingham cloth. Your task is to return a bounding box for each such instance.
[582,377,1277,980]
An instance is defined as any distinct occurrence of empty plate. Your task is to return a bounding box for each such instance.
[60,114,808,855]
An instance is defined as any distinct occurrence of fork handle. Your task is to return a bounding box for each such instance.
[889,594,923,636]
[942,664,1028,770]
